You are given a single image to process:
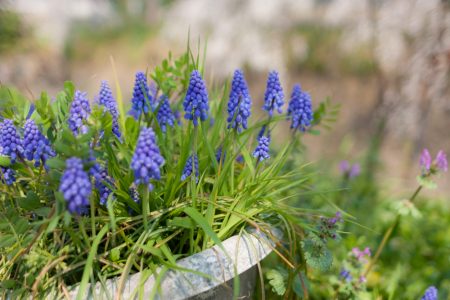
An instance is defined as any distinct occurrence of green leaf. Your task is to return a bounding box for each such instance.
[416,175,437,189]
[301,234,333,271]
[167,217,195,229]
[184,207,224,250]
[266,268,287,296]
[0,155,11,167]
[110,248,121,262]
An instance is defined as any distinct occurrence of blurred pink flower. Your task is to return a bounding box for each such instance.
[435,150,448,172]
[420,149,432,171]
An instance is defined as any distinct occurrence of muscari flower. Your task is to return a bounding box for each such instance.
[131,127,164,190]
[253,135,270,162]
[96,168,114,205]
[98,80,121,138]
[227,70,251,132]
[68,91,91,135]
[156,95,175,132]
[435,150,447,172]
[23,120,55,167]
[0,167,15,185]
[257,125,270,141]
[0,119,23,163]
[183,70,209,126]
[129,71,152,119]
[59,157,92,215]
[287,84,313,131]
[421,286,438,300]
[216,147,226,163]
[181,155,199,182]
[263,71,284,117]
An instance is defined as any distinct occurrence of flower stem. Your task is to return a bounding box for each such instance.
[363,185,423,277]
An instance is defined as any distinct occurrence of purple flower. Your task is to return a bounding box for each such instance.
[131,127,164,190]
[156,95,175,132]
[216,147,226,163]
[68,91,91,135]
[349,163,361,178]
[318,211,343,240]
[59,157,92,215]
[23,120,55,167]
[183,70,209,126]
[287,84,313,131]
[98,80,121,138]
[181,155,199,182]
[263,71,284,117]
[352,247,371,262]
[96,168,114,205]
[339,269,352,282]
[340,160,350,173]
[253,136,270,162]
[435,150,447,172]
[421,286,438,300]
[420,149,432,171]
[1,167,16,185]
[340,160,360,178]
[129,72,152,119]
[227,70,251,132]
[359,276,367,283]
[0,119,23,163]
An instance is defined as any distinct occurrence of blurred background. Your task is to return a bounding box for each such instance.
[0,0,449,196]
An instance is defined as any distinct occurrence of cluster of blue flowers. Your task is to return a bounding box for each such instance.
[181,155,199,182]
[156,95,175,132]
[68,91,91,135]
[98,81,121,138]
[130,71,152,119]
[253,136,270,162]
[59,157,92,214]
[23,120,55,167]
[183,70,209,126]
[421,286,438,300]
[287,84,313,131]
[263,71,284,117]
[0,167,15,185]
[0,119,23,163]
[227,70,251,132]
[131,127,165,190]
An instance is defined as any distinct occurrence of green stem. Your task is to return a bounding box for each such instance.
[142,185,150,231]
[364,185,423,277]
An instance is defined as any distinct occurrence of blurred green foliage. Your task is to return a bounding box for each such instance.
[0,10,24,53]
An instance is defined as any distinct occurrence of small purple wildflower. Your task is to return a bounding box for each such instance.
[263,71,284,117]
[0,119,23,163]
[23,120,55,167]
[352,247,371,263]
[98,80,121,138]
[129,72,152,119]
[421,286,438,300]
[435,150,447,172]
[227,70,251,132]
[287,84,313,131]
[0,167,16,185]
[420,149,432,171]
[359,276,367,283]
[253,136,270,162]
[68,91,91,135]
[318,211,343,241]
[349,163,361,178]
[156,95,175,132]
[181,155,199,182]
[183,70,209,126]
[131,127,164,190]
[339,269,352,282]
[340,160,360,178]
[59,157,92,215]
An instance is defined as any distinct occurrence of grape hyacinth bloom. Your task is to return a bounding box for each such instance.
[435,150,447,172]
[257,125,270,141]
[421,286,438,300]
[339,269,352,282]
[287,84,313,131]
[23,120,55,167]
[253,136,270,162]
[130,72,152,119]
[68,91,91,135]
[98,80,121,138]
[216,147,226,163]
[263,71,284,117]
[181,155,199,182]
[156,95,175,132]
[59,157,92,215]
[227,70,251,132]
[0,167,15,185]
[183,70,209,126]
[420,149,432,171]
[131,127,164,190]
[0,119,23,163]
[96,168,114,205]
